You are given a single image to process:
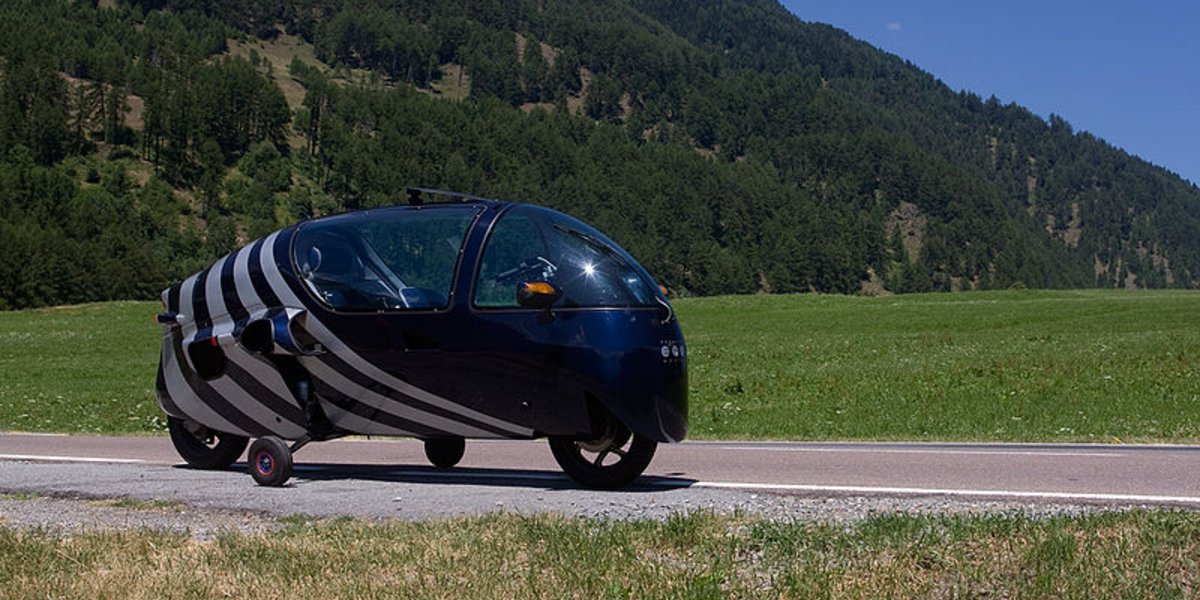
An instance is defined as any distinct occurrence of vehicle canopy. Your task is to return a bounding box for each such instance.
[290,203,665,314]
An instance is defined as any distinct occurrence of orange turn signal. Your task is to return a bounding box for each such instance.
[523,281,557,295]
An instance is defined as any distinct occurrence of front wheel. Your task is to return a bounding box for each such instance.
[549,422,657,489]
[167,416,248,470]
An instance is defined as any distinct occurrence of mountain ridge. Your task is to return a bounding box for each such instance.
[0,0,1195,309]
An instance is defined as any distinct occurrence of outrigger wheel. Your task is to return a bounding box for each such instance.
[549,417,657,489]
[167,416,248,470]
[424,437,466,468]
[248,436,293,487]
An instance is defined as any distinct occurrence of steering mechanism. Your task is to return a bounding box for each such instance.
[494,256,557,282]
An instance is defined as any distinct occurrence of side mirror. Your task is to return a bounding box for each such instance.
[516,281,562,317]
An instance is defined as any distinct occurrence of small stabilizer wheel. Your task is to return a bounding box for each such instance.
[248,436,293,487]
[424,437,466,469]
[549,421,657,489]
[167,416,248,470]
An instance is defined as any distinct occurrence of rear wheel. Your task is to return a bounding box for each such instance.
[424,437,466,468]
[167,416,248,470]
[248,436,293,487]
[549,419,657,489]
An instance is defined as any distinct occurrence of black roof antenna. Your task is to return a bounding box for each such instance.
[406,187,424,206]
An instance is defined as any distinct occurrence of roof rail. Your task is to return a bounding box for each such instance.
[404,186,498,206]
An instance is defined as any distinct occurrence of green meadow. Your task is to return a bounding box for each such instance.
[0,301,163,435]
[0,290,1197,441]
[681,289,1200,442]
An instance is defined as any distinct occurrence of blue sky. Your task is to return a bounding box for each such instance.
[779,1,1200,185]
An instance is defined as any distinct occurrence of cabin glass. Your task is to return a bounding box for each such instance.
[474,206,659,309]
[293,206,478,311]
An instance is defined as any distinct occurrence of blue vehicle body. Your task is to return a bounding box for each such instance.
[156,194,686,487]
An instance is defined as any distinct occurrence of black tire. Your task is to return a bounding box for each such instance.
[167,416,248,470]
[248,436,293,487]
[549,422,657,489]
[424,437,466,468]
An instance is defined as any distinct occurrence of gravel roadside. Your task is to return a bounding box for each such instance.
[0,460,1146,539]
[0,494,280,540]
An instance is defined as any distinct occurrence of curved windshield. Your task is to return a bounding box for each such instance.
[474,206,659,309]
[293,206,479,311]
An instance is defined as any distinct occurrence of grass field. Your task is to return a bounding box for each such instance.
[681,289,1200,442]
[0,290,1198,441]
[0,301,162,434]
[1,510,1198,598]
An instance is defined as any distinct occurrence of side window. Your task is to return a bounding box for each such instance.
[473,206,660,309]
[474,211,552,307]
[294,207,477,311]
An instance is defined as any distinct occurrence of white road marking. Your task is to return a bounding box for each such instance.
[690,481,1200,504]
[717,446,1125,458]
[343,469,1200,505]
[0,454,145,464]
[3,447,1198,505]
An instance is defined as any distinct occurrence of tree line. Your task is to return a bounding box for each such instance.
[0,0,1196,310]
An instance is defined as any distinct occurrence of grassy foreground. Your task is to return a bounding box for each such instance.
[1,510,1199,598]
[0,290,1198,441]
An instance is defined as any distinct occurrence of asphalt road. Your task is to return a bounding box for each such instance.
[3,433,1200,522]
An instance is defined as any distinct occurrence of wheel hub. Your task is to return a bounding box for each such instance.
[184,420,213,444]
[256,451,274,475]
[577,420,618,453]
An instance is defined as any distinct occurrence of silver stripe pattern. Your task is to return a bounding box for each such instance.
[234,240,267,320]
[159,332,247,435]
[254,232,533,438]
[320,402,415,437]
[303,358,496,438]
[157,229,534,440]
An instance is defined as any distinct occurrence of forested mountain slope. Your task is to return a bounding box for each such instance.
[0,0,1196,309]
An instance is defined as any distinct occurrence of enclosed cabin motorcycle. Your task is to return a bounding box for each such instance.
[156,190,687,488]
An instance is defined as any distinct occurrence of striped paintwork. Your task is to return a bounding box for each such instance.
[156,227,534,440]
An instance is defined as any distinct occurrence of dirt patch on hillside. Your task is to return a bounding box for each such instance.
[520,102,555,113]
[124,93,145,130]
[430,63,470,100]
[566,66,594,116]
[1045,202,1082,247]
[227,33,322,110]
[886,201,927,263]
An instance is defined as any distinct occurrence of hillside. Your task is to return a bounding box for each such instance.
[0,0,1197,309]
